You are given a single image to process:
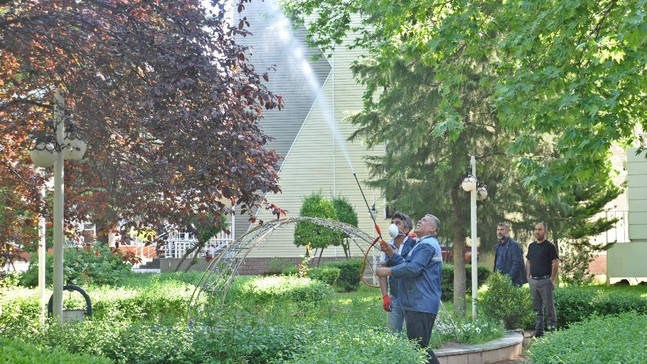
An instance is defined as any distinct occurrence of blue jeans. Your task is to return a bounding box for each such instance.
[386,296,405,333]
[529,277,557,332]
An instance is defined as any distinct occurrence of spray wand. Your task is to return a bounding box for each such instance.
[353,173,388,249]
[353,173,389,289]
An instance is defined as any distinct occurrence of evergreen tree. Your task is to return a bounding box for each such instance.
[294,191,341,264]
[280,0,632,314]
[332,196,359,258]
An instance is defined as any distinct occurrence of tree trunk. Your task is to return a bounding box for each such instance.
[174,242,204,272]
[316,248,324,266]
[342,238,350,258]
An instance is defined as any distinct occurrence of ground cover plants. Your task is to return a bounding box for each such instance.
[527,311,647,363]
[1,271,503,363]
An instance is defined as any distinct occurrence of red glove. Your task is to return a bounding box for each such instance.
[382,294,393,312]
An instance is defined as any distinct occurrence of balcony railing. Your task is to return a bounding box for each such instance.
[158,230,234,259]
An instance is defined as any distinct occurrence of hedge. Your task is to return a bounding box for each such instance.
[554,286,647,328]
[321,259,362,292]
[0,337,111,364]
[441,264,491,301]
[528,312,647,363]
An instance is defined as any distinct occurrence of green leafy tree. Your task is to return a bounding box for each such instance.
[493,0,647,190]
[513,178,623,285]
[282,0,647,190]
[331,196,358,258]
[294,191,341,265]
[280,0,630,315]
[281,0,518,315]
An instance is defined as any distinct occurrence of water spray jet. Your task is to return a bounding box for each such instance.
[353,172,389,288]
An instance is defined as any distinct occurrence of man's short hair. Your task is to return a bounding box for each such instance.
[498,222,510,230]
[392,211,413,231]
[537,221,548,230]
[425,214,440,233]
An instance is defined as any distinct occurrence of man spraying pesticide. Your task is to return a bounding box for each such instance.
[353,172,415,321]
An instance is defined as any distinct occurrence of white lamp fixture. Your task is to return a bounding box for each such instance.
[30,134,58,168]
[477,185,488,201]
[461,175,477,192]
[63,125,87,160]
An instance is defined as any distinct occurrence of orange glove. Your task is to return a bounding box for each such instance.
[382,294,393,312]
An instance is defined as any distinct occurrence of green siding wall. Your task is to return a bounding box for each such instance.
[627,148,647,242]
[238,5,388,259]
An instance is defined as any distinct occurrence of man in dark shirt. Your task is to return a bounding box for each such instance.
[526,222,559,337]
[494,223,527,286]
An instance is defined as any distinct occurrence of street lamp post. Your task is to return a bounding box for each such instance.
[30,89,86,319]
[52,90,66,319]
[461,155,486,319]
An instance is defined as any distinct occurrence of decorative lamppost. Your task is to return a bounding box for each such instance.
[29,89,87,319]
[461,155,487,319]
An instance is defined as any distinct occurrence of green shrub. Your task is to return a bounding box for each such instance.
[553,288,595,327]
[293,191,341,251]
[478,272,534,329]
[0,271,20,288]
[441,264,491,301]
[0,337,111,364]
[0,290,41,339]
[0,277,196,326]
[554,286,647,328]
[227,275,333,304]
[331,196,359,258]
[309,266,340,286]
[282,266,299,276]
[113,271,204,288]
[19,243,132,287]
[528,312,647,363]
[266,257,296,275]
[202,319,309,364]
[1,271,512,364]
[282,324,427,364]
[89,281,195,323]
[433,315,504,347]
[321,259,362,292]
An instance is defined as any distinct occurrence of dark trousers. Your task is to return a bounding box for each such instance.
[404,310,440,364]
[529,277,557,332]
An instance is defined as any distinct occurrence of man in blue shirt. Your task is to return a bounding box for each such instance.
[377,214,443,364]
[379,212,416,333]
[494,223,527,286]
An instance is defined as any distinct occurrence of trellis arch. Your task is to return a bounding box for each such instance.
[188,217,380,315]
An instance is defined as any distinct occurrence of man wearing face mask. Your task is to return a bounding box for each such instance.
[377,214,443,364]
[378,211,415,333]
[493,223,527,286]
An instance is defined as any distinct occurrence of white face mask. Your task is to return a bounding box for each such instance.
[388,224,400,239]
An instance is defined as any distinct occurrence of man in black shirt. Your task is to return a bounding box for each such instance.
[526,222,559,337]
